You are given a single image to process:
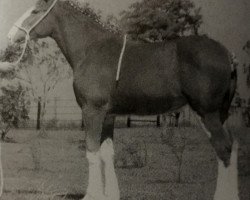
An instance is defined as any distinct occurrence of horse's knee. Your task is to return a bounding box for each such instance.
[83,105,107,152]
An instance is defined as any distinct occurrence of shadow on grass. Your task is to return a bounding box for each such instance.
[4,190,85,199]
[57,193,85,199]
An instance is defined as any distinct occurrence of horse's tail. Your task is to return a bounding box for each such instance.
[220,53,238,123]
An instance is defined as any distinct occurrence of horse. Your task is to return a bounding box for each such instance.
[7,0,239,200]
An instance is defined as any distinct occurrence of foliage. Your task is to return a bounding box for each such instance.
[243,40,250,88]
[0,84,30,140]
[115,140,147,168]
[120,0,202,42]
[0,44,21,79]
[16,39,71,134]
[0,39,72,134]
[0,45,31,140]
[241,40,250,126]
[18,40,71,101]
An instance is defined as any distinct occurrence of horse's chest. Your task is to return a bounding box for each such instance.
[73,72,111,108]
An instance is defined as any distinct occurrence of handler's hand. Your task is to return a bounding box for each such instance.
[0,62,15,72]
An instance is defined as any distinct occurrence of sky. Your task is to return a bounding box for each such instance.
[0,0,249,111]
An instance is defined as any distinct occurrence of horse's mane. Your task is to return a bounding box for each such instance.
[65,0,121,34]
[35,0,121,35]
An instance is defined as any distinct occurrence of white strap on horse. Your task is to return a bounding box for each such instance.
[116,34,128,84]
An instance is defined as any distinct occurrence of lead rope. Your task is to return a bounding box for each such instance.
[116,34,127,87]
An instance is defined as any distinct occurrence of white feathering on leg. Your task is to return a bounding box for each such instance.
[214,141,239,200]
[82,151,105,200]
[101,139,120,200]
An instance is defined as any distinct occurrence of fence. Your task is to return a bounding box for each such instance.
[18,98,248,129]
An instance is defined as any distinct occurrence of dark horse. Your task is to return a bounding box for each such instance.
[8,0,239,200]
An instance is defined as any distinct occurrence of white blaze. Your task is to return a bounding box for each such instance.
[8,7,35,43]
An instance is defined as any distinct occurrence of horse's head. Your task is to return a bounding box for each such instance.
[8,0,58,44]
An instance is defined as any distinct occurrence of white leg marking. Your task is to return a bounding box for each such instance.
[101,139,120,200]
[214,141,239,200]
[8,7,34,42]
[83,151,106,200]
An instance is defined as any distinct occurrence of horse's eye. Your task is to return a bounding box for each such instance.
[31,10,39,14]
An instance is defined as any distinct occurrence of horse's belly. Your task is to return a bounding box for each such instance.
[110,95,186,115]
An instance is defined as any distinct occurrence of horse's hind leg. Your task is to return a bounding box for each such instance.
[199,112,239,200]
[100,115,120,200]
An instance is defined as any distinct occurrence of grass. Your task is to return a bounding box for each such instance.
[0,126,249,200]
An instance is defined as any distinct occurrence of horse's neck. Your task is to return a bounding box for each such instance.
[52,8,114,70]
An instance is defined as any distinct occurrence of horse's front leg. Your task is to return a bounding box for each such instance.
[100,115,120,200]
[82,104,107,200]
[82,106,120,200]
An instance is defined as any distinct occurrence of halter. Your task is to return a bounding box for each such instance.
[13,0,59,65]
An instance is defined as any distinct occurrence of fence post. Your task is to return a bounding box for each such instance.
[36,97,41,130]
[127,116,131,128]
[81,109,85,131]
[156,115,161,127]
[54,97,58,128]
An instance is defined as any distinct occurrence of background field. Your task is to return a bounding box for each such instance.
[1,126,250,200]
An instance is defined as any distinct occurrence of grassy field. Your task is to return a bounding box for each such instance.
[1,126,249,200]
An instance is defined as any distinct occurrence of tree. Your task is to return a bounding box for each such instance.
[243,40,250,88]
[1,39,71,134]
[17,40,71,135]
[0,84,30,141]
[242,40,250,126]
[0,46,30,141]
[120,0,202,42]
